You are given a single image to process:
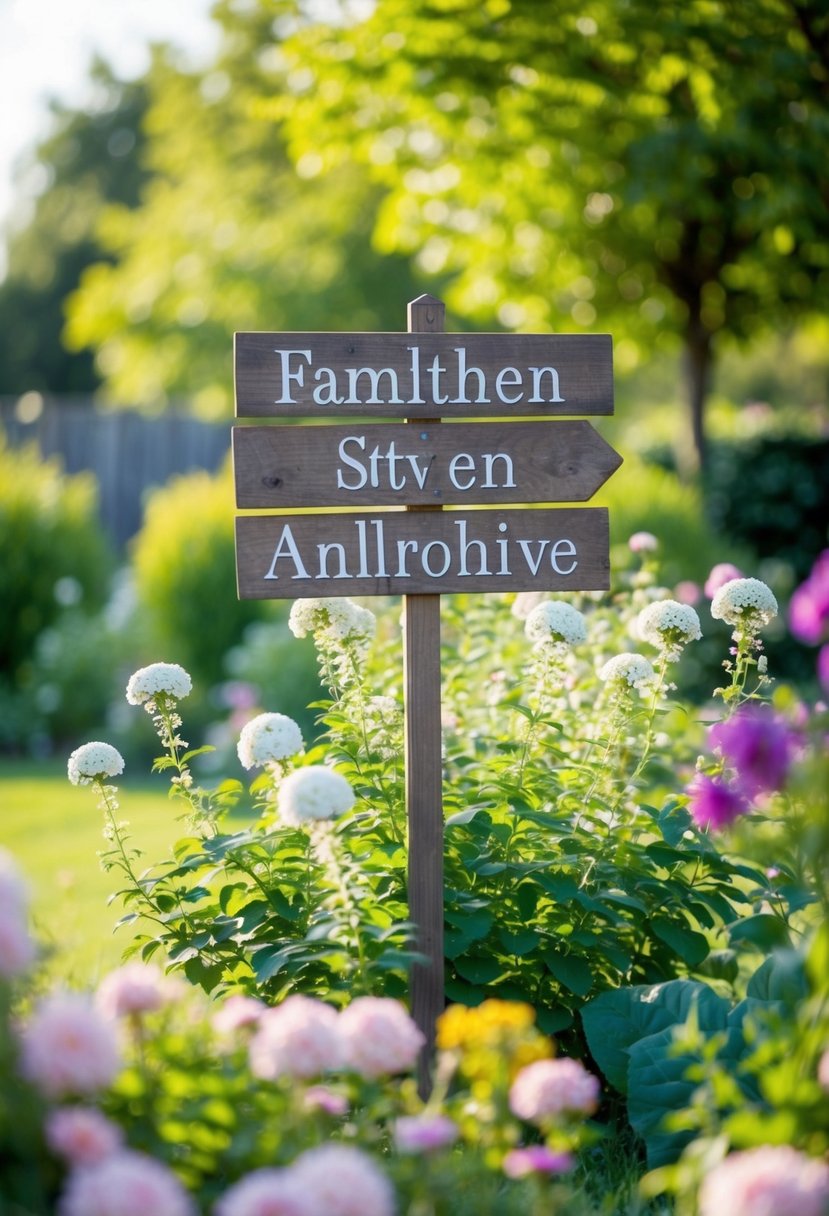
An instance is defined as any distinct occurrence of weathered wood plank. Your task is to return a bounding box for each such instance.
[235,507,610,598]
[234,331,613,418]
[232,420,623,509]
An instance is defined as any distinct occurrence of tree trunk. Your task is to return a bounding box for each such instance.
[683,321,713,476]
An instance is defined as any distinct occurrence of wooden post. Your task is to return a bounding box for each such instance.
[405,293,445,1091]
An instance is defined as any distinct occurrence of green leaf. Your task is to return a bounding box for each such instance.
[455,956,505,985]
[746,949,808,1008]
[649,917,709,966]
[627,1026,698,1167]
[536,1004,573,1034]
[581,980,729,1093]
[658,801,693,847]
[498,929,539,956]
[543,951,593,997]
[728,914,791,950]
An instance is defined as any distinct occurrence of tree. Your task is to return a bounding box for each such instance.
[274,0,829,466]
[0,60,149,395]
[65,1,424,415]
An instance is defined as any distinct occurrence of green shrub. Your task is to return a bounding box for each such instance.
[0,433,112,681]
[130,463,272,690]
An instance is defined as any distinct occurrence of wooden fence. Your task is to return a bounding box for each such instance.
[1,397,230,548]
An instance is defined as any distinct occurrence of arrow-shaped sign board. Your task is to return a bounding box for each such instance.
[233,421,622,510]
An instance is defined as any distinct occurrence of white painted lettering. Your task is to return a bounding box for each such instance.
[456,519,490,576]
[406,346,426,406]
[355,519,370,578]
[449,452,476,491]
[371,519,388,578]
[422,540,451,577]
[529,366,564,404]
[344,367,404,405]
[517,538,550,575]
[429,356,449,406]
[275,350,312,405]
[495,366,523,404]
[496,522,510,574]
[336,436,368,490]
[264,524,310,579]
[482,452,516,489]
[386,442,407,491]
[454,347,490,404]
[316,542,351,580]
[406,451,431,489]
[313,367,344,405]
[395,539,418,577]
[550,538,578,575]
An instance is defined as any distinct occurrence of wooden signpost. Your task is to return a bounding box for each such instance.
[233,296,620,1077]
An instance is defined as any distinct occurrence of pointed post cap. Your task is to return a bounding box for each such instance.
[407,294,445,333]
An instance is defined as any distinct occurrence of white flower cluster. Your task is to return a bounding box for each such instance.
[637,599,702,657]
[524,601,587,648]
[288,598,376,644]
[67,742,125,786]
[126,663,192,707]
[277,765,355,826]
[237,713,304,770]
[710,577,778,629]
[598,653,655,690]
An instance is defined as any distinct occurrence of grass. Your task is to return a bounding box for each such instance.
[0,758,184,985]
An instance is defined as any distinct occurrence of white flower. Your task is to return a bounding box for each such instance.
[288,598,376,644]
[636,599,702,657]
[277,766,355,826]
[126,662,192,706]
[525,601,587,647]
[67,742,125,786]
[237,713,304,769]
[598,653,655,690]
[710,577,778,629]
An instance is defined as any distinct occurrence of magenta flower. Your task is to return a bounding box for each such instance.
[688,773,749,831]
[394,1115,459,1154]
[789,550,829,645]
[503,1146,575,1178]
[704,563,743,599]
[709,704,797,797]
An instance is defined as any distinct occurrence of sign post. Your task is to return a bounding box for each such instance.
[232,297,620,1085]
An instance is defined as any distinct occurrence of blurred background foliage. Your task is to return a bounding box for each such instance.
[0,0,826,757]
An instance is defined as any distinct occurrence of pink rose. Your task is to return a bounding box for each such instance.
[509,1057,600,1123]
[20,993,121,1099]
[699,1146,829,1216]
[338,997,424,1078]
[46,1106,123,1166]
[214,1167,313,1216]
[97,962,177,1019]
[394,1115,458,1154]
[57,1150,195,1216]
[0,908,36,977]
[291,1146,394,1216]
[249,996,343,1080]
[212,995,266,1038]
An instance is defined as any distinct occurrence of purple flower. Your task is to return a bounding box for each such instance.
[818,644,829,693]
[704,563,743,599]
[503,1146,575,1178]
[688,774,749,830]
[789,550,829,645]
[709,704,797,797]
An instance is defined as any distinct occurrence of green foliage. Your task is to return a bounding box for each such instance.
[0,434,111,684]
[0,60,148,394]
[65,14,423,415]
[130,463,271,690]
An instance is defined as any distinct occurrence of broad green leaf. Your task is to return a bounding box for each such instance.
[543,950,594,997]
[728,914,791,950]
[745,950,808,1008]
[626,1026,698,1167]
[649,917,709,966]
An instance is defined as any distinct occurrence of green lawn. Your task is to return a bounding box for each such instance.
[0,759,183,985]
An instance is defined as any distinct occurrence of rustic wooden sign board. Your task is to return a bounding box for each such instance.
[233,296,619,1081]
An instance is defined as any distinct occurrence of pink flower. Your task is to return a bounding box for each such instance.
[20,993,121,1099]
[212,995,266,1037]
[338,997,425,1078]
[709,704,797,797]
[818,644,829,693]
[46,1106,123,1166]
[394,1115,459,1154]
[699,1145,829,1216]
[249,996,343,1081]
[0,909,36,977]
[674,581,702,605]
[704,563,743,599]
[789,551,829,645]
[97,962,176,1019]
[688,773,749,830]
[291,1146,395,1216]
[57,1150,195,1216]
[0,847,29,915]
[214,1168,314,1216]
[502,1146,575,1177]
[509,1057,600,1123]
[302,1085,349,1117]
[628,532,658,553]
